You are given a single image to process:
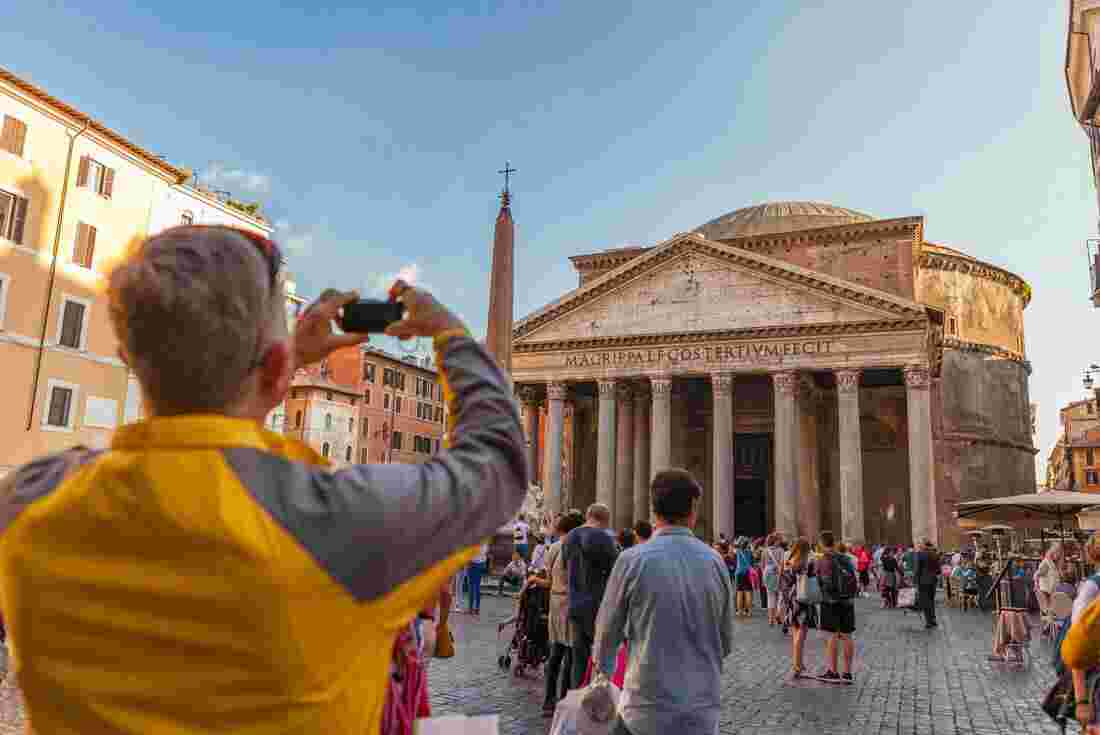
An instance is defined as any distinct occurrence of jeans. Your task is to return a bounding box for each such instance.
[571,627,595,689]
[467,561,487,611]
[918,583,937,626]
[543,642,572,708]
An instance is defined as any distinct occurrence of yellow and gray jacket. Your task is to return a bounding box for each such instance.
[0,335,526,734]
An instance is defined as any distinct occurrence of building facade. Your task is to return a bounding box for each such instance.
[279,343,447,469]
[1065,0,1100,304]
[513,202,1034,548]
[1046,397,1100,491]
[0,66,277,473]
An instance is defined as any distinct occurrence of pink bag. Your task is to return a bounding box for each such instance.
[581,642,628,688]
[748,567,760,590]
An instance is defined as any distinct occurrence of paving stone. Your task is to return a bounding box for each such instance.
[432,594,1064,734]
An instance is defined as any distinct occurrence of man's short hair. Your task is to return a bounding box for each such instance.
[107,226,286,415]
[819,530,836,549]
[651,468,701,523]
[586,503,611,525]
[632,520,653,540]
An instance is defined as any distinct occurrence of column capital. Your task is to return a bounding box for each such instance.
[903,365,931,390]
[615,382,634,403]
[632,381,652,405]
[515,384,545,405]
[834,368,861,394]
[597,378,617,398]
[710,372,734,397]
[547,381,570,400]
[772,370,800,397]
[651,375,673,397]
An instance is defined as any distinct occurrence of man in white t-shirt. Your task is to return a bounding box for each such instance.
[513,516,531,561]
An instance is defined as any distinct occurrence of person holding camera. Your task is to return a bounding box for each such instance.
[0,225,528,735]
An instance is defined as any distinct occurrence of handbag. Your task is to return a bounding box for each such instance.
[796,572,821,605]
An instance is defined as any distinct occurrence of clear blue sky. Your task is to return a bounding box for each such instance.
[4,1,1093,480]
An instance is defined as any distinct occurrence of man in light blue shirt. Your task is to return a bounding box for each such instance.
[592,468,734,735]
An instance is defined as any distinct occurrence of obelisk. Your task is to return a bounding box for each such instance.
[485,163,515,373]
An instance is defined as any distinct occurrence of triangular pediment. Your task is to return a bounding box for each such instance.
[515,233,927,344]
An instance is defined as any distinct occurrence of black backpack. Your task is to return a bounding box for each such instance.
[830,554,859,601]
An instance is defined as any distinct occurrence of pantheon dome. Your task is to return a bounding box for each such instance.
[694,201,874,240]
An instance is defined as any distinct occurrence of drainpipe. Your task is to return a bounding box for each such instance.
[27,120,90,430]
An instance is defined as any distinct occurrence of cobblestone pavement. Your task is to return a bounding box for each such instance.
[0,594,1062,734]
[431,592,1063,735]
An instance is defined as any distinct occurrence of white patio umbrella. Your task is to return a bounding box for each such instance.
[955,491,1100,540]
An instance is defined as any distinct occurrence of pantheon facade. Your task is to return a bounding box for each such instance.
[513,202,1034,548]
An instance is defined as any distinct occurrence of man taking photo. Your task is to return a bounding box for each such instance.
[0,225,528,734]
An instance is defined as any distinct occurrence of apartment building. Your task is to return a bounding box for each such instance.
[0,66,279,473]
[277,342,447,469]
[1045,397,1100,491]
[1066,1,1100,304]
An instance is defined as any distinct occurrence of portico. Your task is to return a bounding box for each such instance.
[513,231,942,545]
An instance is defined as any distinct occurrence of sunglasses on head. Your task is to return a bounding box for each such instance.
[175,224,283,291]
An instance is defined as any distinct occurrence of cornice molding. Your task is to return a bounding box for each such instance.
[938,431,1039,455]
[918,250,1032,306]
[728,217,923,252]
[514,318,927,354]
[942,337,1030,371]
[515,235,927,341]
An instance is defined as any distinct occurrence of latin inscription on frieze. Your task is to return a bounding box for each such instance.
[563,340,835,369]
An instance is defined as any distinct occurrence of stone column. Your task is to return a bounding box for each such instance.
[596,379,618,515]
[835,369,865,543]
[633,383,651,523]
[650,376,673,482]
[798,380,821,539]
[517,385,542,489]
[545,382,568,514]
[905,365,937,545]
[615,383,635,530]
[772,371,800,538]
[711,372,735,540]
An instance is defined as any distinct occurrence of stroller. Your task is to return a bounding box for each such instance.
[497,581,550,677]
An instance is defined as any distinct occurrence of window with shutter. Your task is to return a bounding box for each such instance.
[76,156,90,187]
[345,445,352,462]
[47,386,73,427]
[361,448,369,464]
[1,116,26,157]
[362,418,369,437]
[59,299,86,349]
[101,167,115,198]
[73,223,96,268]
[322,442,330,458]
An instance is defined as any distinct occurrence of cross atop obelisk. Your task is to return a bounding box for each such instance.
[498,161,516,206]
[485,162,516,373]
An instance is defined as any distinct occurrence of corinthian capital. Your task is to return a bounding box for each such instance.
[515,384,544,406]
[632,381,652,406]
[597,379,617,398]
[615,382,633,403]
[651,375,673,398]
[834,369,861,394]
[904,365,931,390]
[710,372,734,398]
[547,381,569,400]
[772,370,799,397]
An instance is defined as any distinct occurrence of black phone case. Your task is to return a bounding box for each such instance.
[339,300,405,333]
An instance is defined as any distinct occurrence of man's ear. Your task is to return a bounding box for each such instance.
[259,340,294,404]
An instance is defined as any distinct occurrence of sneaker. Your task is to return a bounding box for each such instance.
[842,672,854,683]
[820,670,840,681]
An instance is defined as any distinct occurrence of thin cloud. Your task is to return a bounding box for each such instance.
[274,219,321,256]
[203,161,272,196]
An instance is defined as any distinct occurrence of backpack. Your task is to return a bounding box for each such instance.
[829,553,859,601]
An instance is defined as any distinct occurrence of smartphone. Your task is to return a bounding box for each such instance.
[339,299,406,333]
